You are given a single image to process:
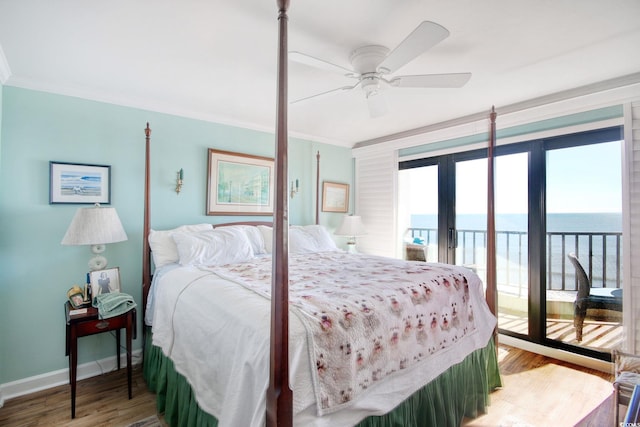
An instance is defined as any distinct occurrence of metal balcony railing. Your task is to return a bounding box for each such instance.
[407,227,623,294]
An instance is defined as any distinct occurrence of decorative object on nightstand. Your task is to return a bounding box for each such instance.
[66,285,89,309]
[61,203,128,271]
[64,301,136,418]
[335,214,367,253]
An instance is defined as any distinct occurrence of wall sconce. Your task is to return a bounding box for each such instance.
[290,179,299,198]
[176,168,184,194]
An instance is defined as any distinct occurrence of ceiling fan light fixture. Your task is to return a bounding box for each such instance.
[361,74,381,98]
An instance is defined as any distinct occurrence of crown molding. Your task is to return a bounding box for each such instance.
[0,43,11,84]
[354,72,640,150]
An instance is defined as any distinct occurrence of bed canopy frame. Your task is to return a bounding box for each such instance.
[141,2,497,425]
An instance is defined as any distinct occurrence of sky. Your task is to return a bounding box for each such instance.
[401,140,622,215]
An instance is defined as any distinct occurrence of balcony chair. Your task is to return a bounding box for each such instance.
[567,252,622,342]
[613,349,640,425]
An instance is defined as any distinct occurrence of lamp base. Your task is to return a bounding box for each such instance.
[346,242,357,254]
[88,255,108,271]
[88,244,108,271]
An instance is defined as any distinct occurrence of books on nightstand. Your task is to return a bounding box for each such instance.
[69,308,88,316]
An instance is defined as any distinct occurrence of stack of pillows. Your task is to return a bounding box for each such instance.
[148,224,340,268]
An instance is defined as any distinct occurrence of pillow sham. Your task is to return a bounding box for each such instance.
[297,224,339,252]
[148,223,213,268]
[257,224,339,254]
[172,227,255,266]
[258,225,273,254]
[289,227,317,254]
[217,225,266,255]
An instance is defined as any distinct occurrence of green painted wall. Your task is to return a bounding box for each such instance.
[0,86,352,384]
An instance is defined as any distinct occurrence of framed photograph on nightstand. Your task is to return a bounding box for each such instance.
[89,267,121,297]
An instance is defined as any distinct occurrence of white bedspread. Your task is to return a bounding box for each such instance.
[150,253,496,427]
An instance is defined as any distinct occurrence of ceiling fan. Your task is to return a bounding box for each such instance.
[290,21,471,118]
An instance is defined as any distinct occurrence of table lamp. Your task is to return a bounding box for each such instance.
[335,214,367,253]
[61,203,128,270]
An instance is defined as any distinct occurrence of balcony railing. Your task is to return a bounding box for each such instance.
[407,227,623,294]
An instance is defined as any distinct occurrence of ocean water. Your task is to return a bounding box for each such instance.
[409,212,623,290]
[411,212,622,233]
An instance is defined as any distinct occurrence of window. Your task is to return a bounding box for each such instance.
[399,126,623,359]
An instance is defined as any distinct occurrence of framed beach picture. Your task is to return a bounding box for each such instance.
[322,181,349,213]
[207,149,275,215]
[89,267,121,297]
[49,161,111,204]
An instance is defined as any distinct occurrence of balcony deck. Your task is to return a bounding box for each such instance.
[499,310,623,351]
[407,226,624,353]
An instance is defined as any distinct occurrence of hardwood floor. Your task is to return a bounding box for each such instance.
[0,345,615,427]
[0,366,165,427]
[463,345,614,427]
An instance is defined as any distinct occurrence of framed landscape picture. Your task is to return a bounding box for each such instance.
[50,161,111,204]
[322,181,349,213]
[207,149,275,215]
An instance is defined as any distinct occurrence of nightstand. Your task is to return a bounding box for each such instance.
[64,301,136,418]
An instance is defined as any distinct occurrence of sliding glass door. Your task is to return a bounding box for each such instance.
[545,139,623,353]
[399,126,623,359]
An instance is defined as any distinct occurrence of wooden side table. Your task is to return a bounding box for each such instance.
[64,301,136,418]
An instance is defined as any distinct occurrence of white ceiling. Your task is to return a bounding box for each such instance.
[1,0,640,147]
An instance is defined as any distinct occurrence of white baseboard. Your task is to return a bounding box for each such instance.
[0,350,142,404]
[499,334,612,373]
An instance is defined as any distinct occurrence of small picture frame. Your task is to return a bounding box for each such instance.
[50,161,111,204]
[89,267,121,297]
[67,285,89,309]
[322,181,349,213]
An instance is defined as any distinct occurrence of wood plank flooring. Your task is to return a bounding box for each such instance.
[0,345,615,427]
[0,366,164,427]
[499,312,623,352]
[462,345,614,427]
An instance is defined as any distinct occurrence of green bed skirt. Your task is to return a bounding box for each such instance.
[143,327,501,427]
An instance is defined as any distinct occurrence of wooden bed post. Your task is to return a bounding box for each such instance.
[142,123,151,316]
[266,1,293,426]
[486,107,498,340]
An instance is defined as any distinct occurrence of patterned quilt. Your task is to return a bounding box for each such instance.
[209,252,485,415]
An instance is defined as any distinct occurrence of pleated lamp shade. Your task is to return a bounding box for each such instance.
[61,204,127,270]
[335,215,367,237]
[335,215,366,253]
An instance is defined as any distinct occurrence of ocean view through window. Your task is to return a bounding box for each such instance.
[399,127,623,358]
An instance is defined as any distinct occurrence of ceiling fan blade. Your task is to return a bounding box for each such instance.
[377,21,449,74]
[390,73,471,88]
[289,51,354,76]
[366,92,387,118]
[291,83,359,104]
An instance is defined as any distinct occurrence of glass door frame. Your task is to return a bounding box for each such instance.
[399,125,623,361]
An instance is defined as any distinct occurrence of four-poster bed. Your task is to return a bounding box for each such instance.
[141,2,501,426]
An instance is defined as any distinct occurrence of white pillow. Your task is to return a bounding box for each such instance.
[289,227,317,254]
[300,225,339,252]
[148,224,213,268]
[172,227,255,266]
[218,225,266,255]
[258,225,273,254]
[290,225,339,253]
